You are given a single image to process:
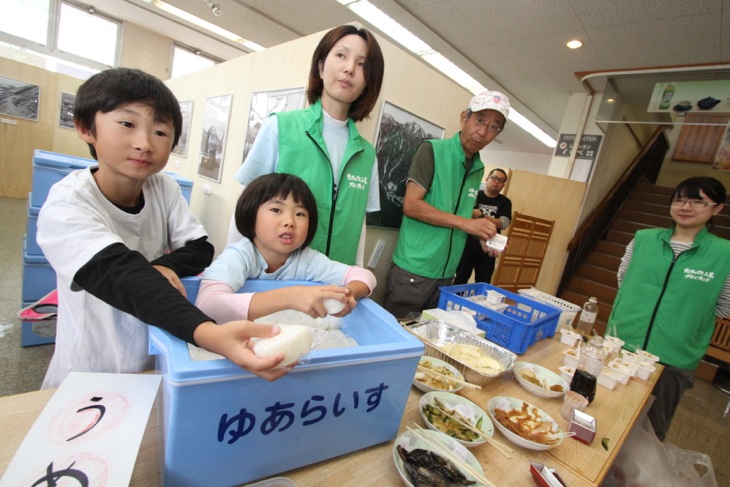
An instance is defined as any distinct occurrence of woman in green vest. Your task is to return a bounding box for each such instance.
[609,177,729,440]
[230,25,385,266]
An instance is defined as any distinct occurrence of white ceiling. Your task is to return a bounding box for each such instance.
[98,0,730,155]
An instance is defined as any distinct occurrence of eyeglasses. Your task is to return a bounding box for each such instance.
[488,175,507,184]
[472,117,503,133]
[670,198,718,208]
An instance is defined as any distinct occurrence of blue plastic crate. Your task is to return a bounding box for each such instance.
[26,197,42,257]
[31,149,193,207]
[149,278,423,487]
[31,150,95,208]
[21,242,56,303]
[438,283,560,354]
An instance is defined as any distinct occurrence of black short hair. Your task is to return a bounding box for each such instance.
[235,173,319,248]
[73,68,182,159]
[671,177,726,205]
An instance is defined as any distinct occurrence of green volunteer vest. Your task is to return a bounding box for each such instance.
[393,132,484,279]
[276,100,375,265]
[608,226,730,369]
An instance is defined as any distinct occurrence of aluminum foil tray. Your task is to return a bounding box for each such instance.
[407,320,517,386]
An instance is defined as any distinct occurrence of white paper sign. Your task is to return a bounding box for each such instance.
[0,372,161,487]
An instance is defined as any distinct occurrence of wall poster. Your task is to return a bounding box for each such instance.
[241,87,306,164]
[197,94,232,183]
[58,92,75,129]
[172,100,194,158]
[0,76,40,121]
[366,101,444,230]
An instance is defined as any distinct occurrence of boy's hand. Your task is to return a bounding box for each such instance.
[193,321,290,381]
[153,265,186,297]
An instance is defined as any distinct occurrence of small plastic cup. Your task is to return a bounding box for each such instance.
[561,390,589,420]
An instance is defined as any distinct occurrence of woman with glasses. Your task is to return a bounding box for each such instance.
[454,168,512,285]
[608,176,730,441]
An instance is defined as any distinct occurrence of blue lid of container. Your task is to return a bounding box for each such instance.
[33,149,95,170]
[164,171,193,188]
[149,280,424,385]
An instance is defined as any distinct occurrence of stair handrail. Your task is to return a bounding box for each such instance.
[559,126,669,293]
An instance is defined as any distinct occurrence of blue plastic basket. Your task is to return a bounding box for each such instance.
[438,283,560,354]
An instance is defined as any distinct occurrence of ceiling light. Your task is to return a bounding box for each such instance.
[566,40,583,49]
[151,0,263,51]
[337,0,557,148]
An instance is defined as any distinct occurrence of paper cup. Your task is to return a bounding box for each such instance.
[560,390,589,420]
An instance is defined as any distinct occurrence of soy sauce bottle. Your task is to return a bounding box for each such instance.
[569,336,606,404]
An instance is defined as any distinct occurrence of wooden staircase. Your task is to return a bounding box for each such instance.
[558,183,730,349]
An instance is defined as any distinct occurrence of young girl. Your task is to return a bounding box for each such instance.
[197,173,377,323]
[229,25,385,266]
[608,177,730,440]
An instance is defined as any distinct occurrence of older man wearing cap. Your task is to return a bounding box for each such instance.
[384,90,510,319]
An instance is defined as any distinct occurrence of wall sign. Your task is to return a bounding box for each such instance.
[554,134,603,162]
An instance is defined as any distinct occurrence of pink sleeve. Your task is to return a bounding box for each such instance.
[195,280,255,322]
[342,267,377,295]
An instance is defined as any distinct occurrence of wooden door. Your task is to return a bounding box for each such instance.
[491,212,554,293]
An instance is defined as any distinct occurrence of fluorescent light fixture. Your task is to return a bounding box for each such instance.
[338,0,557,148]
[152,0,264,51]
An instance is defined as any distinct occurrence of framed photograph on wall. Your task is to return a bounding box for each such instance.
[0,76,40,121]
[58,92,75,129]
[172,100,194,158]
[241,87,306,164]
[197,94,232,183]
[366,101,445,230]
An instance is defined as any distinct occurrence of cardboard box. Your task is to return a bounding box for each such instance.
[149,278,423,487]
[696,359,719,383]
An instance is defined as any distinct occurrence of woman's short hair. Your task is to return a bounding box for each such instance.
[671,177,726,205]
[307,25,384,122]
[235,173,319,248]
[73,68,182,159]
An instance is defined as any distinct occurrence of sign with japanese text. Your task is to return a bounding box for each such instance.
[554,134,603,161]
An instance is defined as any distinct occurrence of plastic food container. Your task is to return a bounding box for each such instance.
[407,321,516,386]
[149,278,423,487]
[597,367,622,390]
[438,283,561,354]
[559,329,580,347]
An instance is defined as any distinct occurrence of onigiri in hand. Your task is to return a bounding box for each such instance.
[252,324,315,369]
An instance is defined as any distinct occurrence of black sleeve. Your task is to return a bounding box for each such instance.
[150,236,214,276]
[74,243,213,345]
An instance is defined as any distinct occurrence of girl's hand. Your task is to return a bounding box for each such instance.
[292,285,349,319]
[331,287,357,317]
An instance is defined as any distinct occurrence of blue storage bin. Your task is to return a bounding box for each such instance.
[149,278,423,487]
[21,318,56,347]
[26,198,43,257]
[438,283,560,354]
[31,150,95,208]
[31,149,194,207]
[22,241,56,303]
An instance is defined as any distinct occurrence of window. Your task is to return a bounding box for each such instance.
[57,2,119,67]
[0,0,119,76]
[170,45,217,79]
[0,0,49,45]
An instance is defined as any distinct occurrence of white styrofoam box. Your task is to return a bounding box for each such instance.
[149,278,424,487]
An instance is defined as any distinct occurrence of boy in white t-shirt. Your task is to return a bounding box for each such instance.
[38,68,289,388]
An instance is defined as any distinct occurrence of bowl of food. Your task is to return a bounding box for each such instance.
[393,428,484,487]
[513,362,569,398]
[419,391,493,447]
[412,356,464,393]
[487,396,564,451]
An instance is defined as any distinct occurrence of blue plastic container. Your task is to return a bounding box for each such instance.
[21,241,56,303]
[31,150,95,208]
[30,149,194,207]
[438,283,560,354]
[149,278,423,487]
[26,198,42,257]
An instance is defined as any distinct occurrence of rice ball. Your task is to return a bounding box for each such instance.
[323,298,345,315]
[252,324,314,369]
